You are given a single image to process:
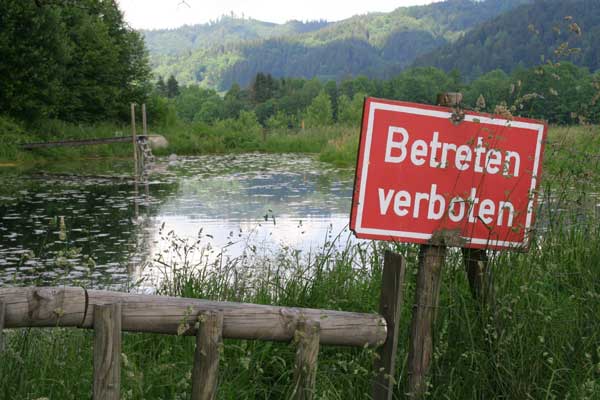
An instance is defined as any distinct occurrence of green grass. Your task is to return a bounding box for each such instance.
[0,115,359,166]
[153,121,355,157]
[0,118,141,168]
[2,206,599,399]
[1,123,599,399]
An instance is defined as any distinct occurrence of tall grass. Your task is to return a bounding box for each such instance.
[0,126,599,399]
[0,118,135,167]
[0,116,358,165]
[152,122,354,157]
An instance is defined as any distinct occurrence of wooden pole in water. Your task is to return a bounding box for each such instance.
[372,251,406,400]
[93,303,122,400]
[131,103,138,177]
[142,103,148,137]
[192,311,223,400]
[140,103,148,172]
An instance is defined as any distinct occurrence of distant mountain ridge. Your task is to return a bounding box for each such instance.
[142,0,532,89]
[143,17,331,57]
[413,0,600,79]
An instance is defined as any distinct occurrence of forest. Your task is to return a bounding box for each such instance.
[144,0,532,88]
[154,60,600,130]
[415,0,600,79]
[0,0,149,123]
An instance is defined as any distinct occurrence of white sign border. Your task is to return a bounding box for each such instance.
[353,101,546,249]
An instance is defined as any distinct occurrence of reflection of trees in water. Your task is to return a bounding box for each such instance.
[0,172,179,286]
[0,154,356,286]
[160,168,353,220]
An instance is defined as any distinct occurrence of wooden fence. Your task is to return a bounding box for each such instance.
[0,251,406,400]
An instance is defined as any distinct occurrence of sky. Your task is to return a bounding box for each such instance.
[117,0,441,30]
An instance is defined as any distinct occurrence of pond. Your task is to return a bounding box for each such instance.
[1,152,598,289]
[0,154,357,287]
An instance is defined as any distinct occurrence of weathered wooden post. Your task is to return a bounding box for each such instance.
[372,251,406,400]
[142,103,148,137]
[407,244,446,397]
[291,319,320,400]
[131,103,138,177]
[405,92,466,397]
[0,300,5,352]
[93,303,122,400]
[462,248,488,301]
[438,93,490,302]
[140,103,148,172]
[191,311,224,400]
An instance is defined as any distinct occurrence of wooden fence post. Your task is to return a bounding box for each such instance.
[291,319,320,400]
[0,300,5,352]
[407,245,446,398]
[93,304,122,400]
[372,251,406,400]
[191,311,224,400]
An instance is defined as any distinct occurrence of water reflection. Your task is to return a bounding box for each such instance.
[0,154,356,287]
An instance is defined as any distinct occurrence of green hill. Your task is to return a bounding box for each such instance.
[413,0,600,79]
[142,0,531,89]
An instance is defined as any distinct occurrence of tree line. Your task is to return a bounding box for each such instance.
[154,62,600,130]
[0,0,150,124]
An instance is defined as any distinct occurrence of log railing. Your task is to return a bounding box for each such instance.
[0,253,406,399]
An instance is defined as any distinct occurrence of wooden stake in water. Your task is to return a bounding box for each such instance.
[131,103,138,177]
[140,103,148,171]
[142,103,148,137]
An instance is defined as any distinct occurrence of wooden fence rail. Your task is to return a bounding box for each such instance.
[0,287,385,346]
[0,253,405,400]
[20,136,148,149]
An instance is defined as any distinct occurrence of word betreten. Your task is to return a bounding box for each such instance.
[384,126,521,176]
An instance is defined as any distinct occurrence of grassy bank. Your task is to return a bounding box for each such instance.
[0,125,599,399]
[0,117,138,165]
[7,115,598,176]
[0,115,357,167]
[153,120,356,157]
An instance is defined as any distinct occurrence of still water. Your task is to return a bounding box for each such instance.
[0,154,356,287]
[2,153,598,288]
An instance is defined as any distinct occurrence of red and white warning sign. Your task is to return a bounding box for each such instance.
[350,98,547,250]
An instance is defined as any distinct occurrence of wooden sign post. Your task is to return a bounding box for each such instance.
[351,95,547,397]
[439,93,489,302]
[372,251,407,400]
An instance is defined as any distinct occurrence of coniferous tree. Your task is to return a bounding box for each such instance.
[166,75,180,98]
[156,76,168,97]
